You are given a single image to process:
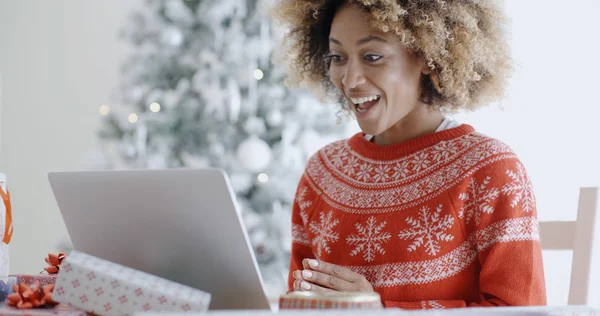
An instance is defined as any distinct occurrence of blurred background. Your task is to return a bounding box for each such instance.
[0,0,599,305]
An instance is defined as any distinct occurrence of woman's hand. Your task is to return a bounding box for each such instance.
[292,259,374,293]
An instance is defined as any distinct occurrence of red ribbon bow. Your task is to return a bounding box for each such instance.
[0,183,13,244]
[6,281,57,309]
[44,252,67,274]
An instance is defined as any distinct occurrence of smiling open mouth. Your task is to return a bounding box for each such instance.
[351,95,380,112]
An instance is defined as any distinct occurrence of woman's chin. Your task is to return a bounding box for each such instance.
[354,104,386,136]
[357,122,384,137]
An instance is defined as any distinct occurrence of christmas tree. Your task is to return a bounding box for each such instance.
[97,0,350,296]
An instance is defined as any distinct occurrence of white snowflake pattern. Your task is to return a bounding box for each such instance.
[346,217,391,262]
[410,152,431,173]
[296,186,312,224]
[398,205,455,256]
[459,135,475,148]
[501,163,535,213]
[342,156,360,176]
[392,160,411,180]
[372,165,391,183]
[458,176,500,224]
[292,224,310,246]
[432,141,458,162]
[355,164,372,182]
[309,211,340,257]
[296,187,312,211]
[331,150,348,168]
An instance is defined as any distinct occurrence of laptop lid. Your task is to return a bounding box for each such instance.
[48,168,271,310]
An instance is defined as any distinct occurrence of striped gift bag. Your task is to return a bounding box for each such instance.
[279,291,382,310]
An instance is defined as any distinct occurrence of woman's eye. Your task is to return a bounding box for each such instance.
[365,55,383,62]
[328,54,345,63]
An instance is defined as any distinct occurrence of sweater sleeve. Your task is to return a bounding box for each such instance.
[287,173,317,291]
[383,159,547,309]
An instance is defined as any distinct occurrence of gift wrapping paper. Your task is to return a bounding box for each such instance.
[279,291,382,310]
[0,303,86,316]
[11,274,58,287]
[52,251,211,315]
[0,275,58,303]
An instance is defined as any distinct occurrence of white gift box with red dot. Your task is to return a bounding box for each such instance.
[51,251,211,316]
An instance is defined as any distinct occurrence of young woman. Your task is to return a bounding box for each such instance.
[272,0,546,309]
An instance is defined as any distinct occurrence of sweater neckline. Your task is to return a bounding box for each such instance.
[347,124,475,160]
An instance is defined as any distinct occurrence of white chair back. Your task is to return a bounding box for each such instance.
[539,187,600,306]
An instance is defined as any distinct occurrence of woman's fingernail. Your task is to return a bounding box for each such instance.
[301,281,311,290]
[302,270,313,279]
[308,259,319,267]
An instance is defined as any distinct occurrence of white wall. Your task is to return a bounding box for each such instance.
[341,0,600,305]
[0,0,599,306]
[454,0,600,305]
[0,0,142,275]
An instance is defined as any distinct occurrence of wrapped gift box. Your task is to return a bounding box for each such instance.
[11,274,58,287]
[52,251,211,315]
[0,303,86,315]
[0,271,58,301]
[0,275,57,302]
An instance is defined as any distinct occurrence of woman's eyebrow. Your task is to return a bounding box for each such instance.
[329,35,388,46]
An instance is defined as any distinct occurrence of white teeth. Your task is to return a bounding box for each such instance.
[350,95,379,105]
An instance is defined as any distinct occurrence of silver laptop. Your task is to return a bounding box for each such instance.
[48,168,271,311]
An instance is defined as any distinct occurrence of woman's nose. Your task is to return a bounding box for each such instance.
[341,59,367,88]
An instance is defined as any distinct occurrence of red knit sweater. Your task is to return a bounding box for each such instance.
[288,125,546,309]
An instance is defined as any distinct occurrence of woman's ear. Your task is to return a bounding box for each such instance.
[421,61,432,75]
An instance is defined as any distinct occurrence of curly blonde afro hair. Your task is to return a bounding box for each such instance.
[271,0,513,111]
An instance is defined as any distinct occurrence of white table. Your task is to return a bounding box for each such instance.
[136,305,598,316]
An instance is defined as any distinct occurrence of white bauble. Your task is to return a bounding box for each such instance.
[161,27,184,47]
[266,109,283,127]
[237,136,272,172]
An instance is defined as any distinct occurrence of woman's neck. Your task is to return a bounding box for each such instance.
[373,106,444,146]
